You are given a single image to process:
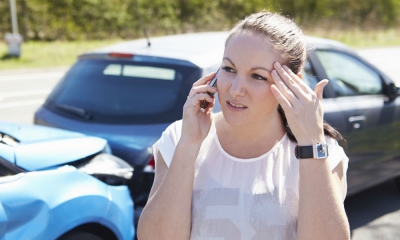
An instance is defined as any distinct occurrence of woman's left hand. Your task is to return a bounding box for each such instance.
[270,62,329,146]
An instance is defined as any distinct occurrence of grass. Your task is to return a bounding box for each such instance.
[305,28,400,48]
[0,40,122,70]
[1,28,400,70]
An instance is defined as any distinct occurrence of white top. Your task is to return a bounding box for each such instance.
[154,119,349,240]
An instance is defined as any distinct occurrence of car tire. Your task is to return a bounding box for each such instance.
[58,230,103,240]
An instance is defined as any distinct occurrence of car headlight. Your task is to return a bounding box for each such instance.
[78,153,133,185]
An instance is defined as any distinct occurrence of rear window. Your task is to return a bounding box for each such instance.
[103,64,176,80]
[46,59,201,124]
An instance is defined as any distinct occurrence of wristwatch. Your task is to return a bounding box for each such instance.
[295,142,329,159]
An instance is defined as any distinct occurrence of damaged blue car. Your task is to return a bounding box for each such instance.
[0,122,135,240]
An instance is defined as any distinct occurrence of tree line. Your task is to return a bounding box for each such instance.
[1,0,399,41]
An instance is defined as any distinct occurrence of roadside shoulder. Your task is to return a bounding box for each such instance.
[0,66,70,76]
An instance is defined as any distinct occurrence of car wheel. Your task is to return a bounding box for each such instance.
[58,230,103,240]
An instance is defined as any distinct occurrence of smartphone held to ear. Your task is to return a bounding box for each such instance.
[200,69,219,109]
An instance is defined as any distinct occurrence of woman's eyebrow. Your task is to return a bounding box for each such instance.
[223,58,272,72]
[222,57,236,67]
[250,66,272,72]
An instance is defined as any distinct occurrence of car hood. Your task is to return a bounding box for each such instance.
[0,121,86,143]
[0,122,107,171]
[59,123,169,167]
[35,108,171,166]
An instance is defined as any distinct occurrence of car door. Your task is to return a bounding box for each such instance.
[309,49,400,195]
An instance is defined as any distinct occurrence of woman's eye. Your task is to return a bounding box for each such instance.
[252,74,267,81]
[222,67,235,73]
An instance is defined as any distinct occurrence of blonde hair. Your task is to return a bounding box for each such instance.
[226,12,307,74]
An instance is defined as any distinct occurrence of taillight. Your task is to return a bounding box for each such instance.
[108,52,134,58]
[143,155,155,172]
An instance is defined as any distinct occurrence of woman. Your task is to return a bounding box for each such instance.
[138,11,350,240]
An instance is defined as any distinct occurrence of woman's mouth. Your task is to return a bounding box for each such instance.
[227,101,248,110]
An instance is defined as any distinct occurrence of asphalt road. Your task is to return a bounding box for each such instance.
[346,180,400,239]
[0,67,66,124]
[0,47,399,239]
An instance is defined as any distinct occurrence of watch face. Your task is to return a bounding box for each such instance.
[316,143,328,159]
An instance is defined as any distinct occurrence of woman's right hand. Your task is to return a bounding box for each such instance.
[181,72,218,145]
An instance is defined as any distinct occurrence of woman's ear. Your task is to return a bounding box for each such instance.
[297,72,303,79]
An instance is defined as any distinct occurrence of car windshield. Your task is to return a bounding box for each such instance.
[46,59,201,124]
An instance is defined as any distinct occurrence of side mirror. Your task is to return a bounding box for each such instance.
[385,83,400,102]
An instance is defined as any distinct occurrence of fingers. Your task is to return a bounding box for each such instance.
[186,72,218,112]
[192,71,217,87]
[203,99,215,113]
[271,84,292,110]
[188,84,217,99]
[314,79,329,100]
[272,62,326,142]
[185,92,215,110]
[192,93,215,103]
[282,65,312,93]
[271,63,301,105]
[271,62,328,113]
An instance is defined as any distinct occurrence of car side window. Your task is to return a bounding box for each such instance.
[302,61,319,90]
[315,50,382,97]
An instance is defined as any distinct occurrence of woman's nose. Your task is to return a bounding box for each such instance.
[229,76,246,98]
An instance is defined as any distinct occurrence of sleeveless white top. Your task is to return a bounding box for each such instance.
[154,119,349,240]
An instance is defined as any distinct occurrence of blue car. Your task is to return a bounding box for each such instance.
[0,122,135,240]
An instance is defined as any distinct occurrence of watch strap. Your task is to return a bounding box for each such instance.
[295,145,314,159]
[295,142,329,159]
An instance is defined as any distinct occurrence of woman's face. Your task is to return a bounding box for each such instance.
[218,32,283,127]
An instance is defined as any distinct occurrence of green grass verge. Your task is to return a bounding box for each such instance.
[305,28,400,48]
[1,29,400,70]
[0,40,122,70]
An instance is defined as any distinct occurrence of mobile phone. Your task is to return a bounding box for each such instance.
[200,69,219,109]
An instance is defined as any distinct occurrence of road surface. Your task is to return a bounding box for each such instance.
[0,67,67,124]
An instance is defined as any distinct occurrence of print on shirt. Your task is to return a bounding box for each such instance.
[191,187,298,240]
[192,188,241,239]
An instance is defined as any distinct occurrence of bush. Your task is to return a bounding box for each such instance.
[1,0,400,41]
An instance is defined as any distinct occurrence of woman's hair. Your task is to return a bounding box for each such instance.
[226,11,346,144]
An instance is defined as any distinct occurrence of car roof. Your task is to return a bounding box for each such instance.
[82,32,356,69]
[83,32,229,69]
[305,36,354,53]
